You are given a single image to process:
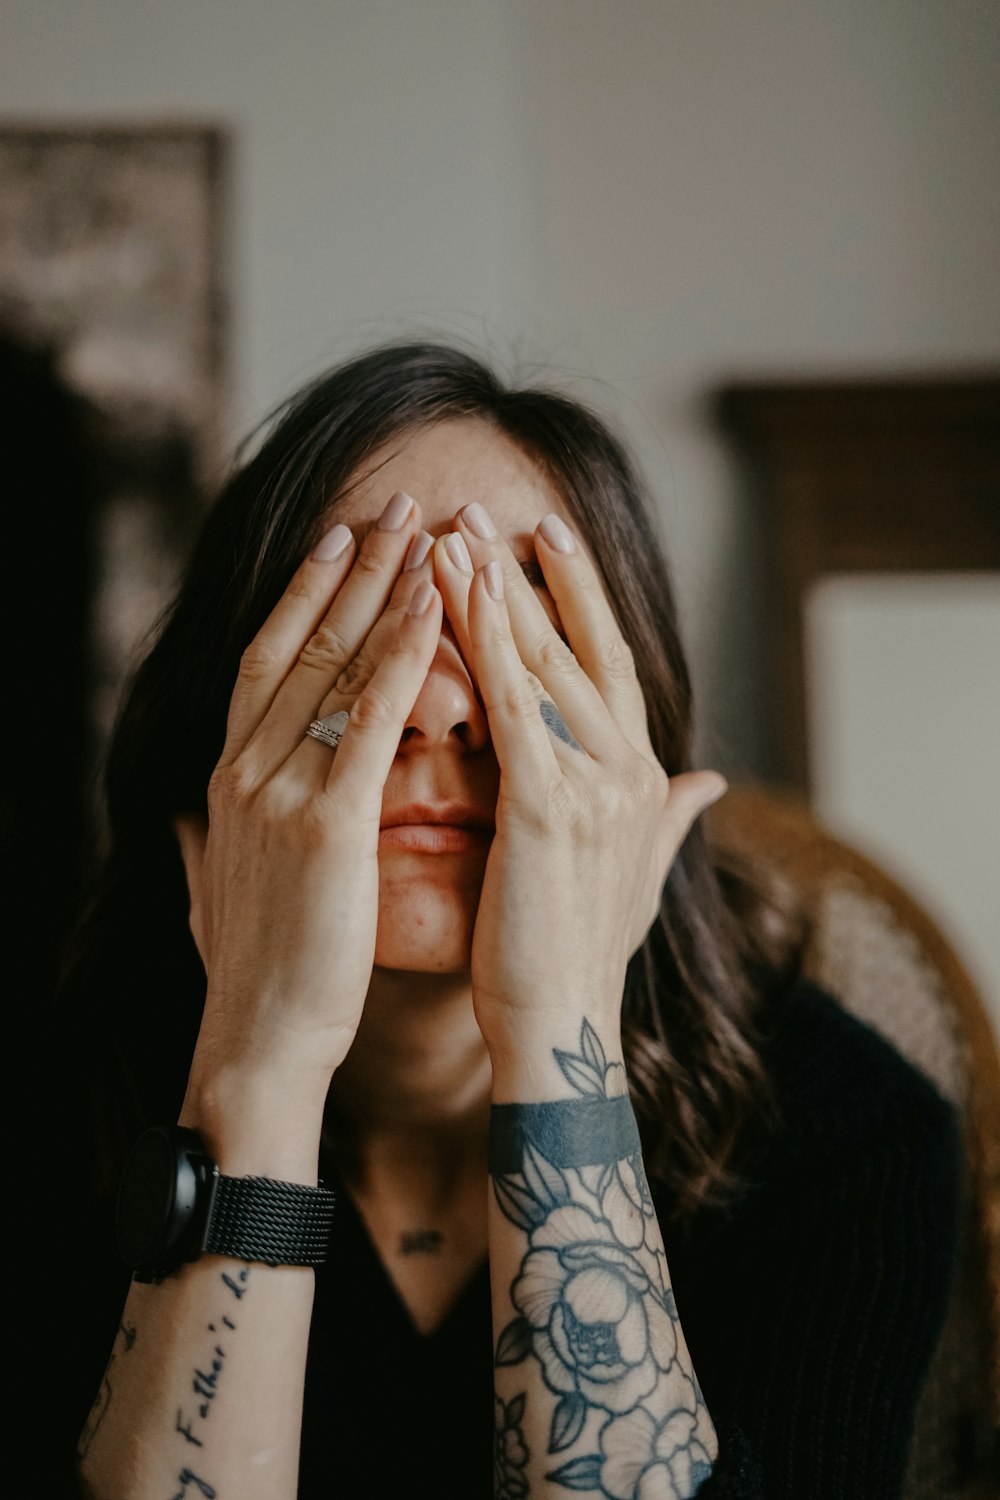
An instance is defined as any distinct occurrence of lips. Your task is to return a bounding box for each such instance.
[380,801,494,832]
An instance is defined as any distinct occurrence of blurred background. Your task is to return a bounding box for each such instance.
[2,0,998,1039]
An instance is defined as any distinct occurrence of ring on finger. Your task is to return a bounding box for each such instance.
[305,708,350,751]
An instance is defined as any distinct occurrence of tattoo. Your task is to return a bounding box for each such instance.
[539,698,584,753]
[399,1229,443,1255]
[494,1391,530,1499]
[221,1266,249,1300]
[76,1319,137,1461]
[171,1469,216,1499]
[490,1020,715,1497]
[173,1268,248,1480]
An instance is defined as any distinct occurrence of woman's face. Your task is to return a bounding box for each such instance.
[331,416,599,976]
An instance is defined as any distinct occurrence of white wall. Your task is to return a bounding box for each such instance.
[3,0,998,1000]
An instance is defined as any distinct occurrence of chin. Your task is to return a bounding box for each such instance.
[374,883,478,972]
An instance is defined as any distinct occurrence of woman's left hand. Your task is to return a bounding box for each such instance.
[433,503,728,1059]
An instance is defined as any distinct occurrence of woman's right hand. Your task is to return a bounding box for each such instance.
[175,491,441,1110]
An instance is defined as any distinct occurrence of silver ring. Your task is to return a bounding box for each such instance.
[305,709,350,751]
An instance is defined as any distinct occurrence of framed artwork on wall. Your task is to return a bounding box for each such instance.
[0,122,229,995]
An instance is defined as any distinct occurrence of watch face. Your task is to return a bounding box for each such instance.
[115,1126,202,1271]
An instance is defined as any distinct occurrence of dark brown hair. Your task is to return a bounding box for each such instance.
[49,339,806,1223]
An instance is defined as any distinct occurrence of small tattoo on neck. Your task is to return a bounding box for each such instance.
[399,1229,443,1255]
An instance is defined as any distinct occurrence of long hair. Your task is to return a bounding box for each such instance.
[49,339,806,1223]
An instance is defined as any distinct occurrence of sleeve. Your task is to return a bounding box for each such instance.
[689,1082,965,1499]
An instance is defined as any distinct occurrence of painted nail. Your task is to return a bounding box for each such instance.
[407,580,435,615]
[539,513,575,553]
[403,531,434,570]
[485,560,504,601]
[312,522,354,561]
[378,490,414,531]
[445,533,474,574]
[462,502,497,539]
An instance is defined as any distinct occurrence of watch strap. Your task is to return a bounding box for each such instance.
[205,1174,336,1267]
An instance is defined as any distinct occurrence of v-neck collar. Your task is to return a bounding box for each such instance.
[319,1160,491,1345]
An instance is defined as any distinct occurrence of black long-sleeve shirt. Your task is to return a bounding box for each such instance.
[299,978,964,1497]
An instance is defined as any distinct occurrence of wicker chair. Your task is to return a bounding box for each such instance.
[706,782,1000,1498]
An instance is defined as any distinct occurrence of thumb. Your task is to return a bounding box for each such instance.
[664,771,729,840]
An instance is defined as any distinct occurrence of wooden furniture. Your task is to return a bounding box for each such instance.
[707,782,1000,1497]
[714,375,1000,795]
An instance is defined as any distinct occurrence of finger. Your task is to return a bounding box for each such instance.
[465,559,563,804]
[240,492,424,778]
[530,512,656,756]
[288,535,438,782]
[430,528,476,679]
[218,520,358,767]
[315,577,444,806]
[452,504,629,764]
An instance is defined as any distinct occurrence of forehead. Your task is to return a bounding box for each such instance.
[330,417,592,563]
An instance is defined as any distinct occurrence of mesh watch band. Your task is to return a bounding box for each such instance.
[205,1174,336,1267]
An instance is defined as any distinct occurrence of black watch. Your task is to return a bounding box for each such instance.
[115,1125,336,1283]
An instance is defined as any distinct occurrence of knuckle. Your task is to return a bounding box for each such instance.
[596,633,638,681]
[535,633,574,673]
[498,678,542,718]
[237,637,280,681]
[547,776,579,825]
[334,653,370,696]
[354,546,387,579]
[350,682,397,732]
[283,571,318,603]
[300,621,352,671]
[208,760,253,807]
[625,757,663,802]
[593,777,626,817]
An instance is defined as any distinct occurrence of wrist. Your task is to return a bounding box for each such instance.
[180,1059,328,1183]
[486,1023,626,1105]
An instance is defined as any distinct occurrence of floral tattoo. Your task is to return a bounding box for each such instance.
[489,1021,715,1498]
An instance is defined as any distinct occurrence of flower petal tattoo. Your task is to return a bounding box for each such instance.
[489,1020,717,1497]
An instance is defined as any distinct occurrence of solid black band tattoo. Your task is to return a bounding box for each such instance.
[539,697,584,752]
[489,1019,716,1496]
[489,1096,640,1175]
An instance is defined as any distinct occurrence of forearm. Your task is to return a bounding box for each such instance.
[487,1018,718,1499]
[77,1069,326,1500]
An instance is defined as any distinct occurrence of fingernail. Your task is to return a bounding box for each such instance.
[312,522,354,561]
[403,531,434,570]
[445,533,474,574]
[378,490,414,531]
[407,580,435,615]
[462,502,497,539]
[485,560,504,601]
[539,514,575,553]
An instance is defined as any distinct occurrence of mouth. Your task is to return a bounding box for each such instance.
[378,801,493,853]
[378,823,493,853]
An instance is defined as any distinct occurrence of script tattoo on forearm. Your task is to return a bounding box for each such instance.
[169,1264,250,1497]
[76,1318,137,1462]
[490,1021,715,1498]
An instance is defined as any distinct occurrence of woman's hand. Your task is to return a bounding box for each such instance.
[175,493,443,1104]
[432,504,727,1057]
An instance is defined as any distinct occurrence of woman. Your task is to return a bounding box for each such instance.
[35,341,961,1498]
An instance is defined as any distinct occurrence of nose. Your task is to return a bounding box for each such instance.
[396,617,492,755]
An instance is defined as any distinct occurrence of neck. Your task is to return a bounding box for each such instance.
[323,967,492,1191]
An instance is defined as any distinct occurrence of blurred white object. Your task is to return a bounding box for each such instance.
[806,572,1000,1036]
